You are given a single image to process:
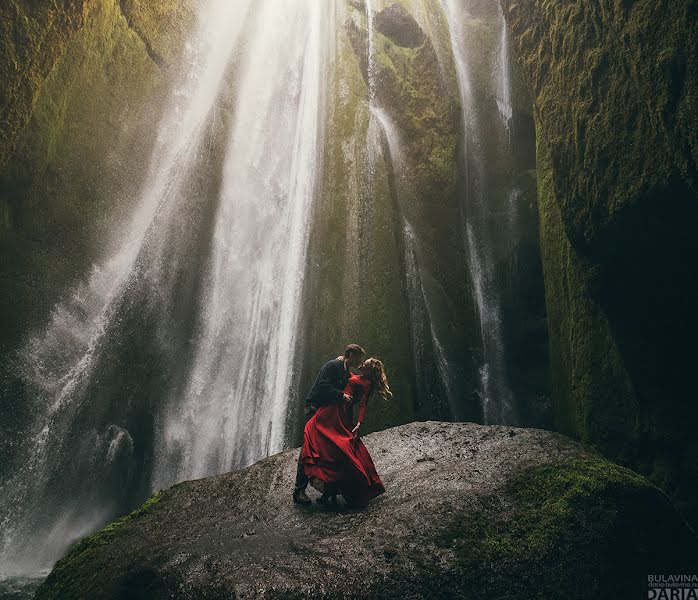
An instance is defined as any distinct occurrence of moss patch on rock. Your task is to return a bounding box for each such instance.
[35,491,164,600]
[445,455,697,598]
[0,0,92,173]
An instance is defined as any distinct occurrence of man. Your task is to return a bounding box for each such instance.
[293,343,366,505]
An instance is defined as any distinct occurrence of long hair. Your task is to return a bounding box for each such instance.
[363,357,392,400]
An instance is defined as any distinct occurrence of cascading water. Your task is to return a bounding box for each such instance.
[365,0,377,103]
[0,0,332,583]
[495,4,514,137]
[442,0,519,425]
[152,0,332,488]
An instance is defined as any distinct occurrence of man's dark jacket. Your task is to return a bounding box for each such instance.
[304,358,350,411]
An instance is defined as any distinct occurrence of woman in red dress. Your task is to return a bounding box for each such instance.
[300,357,392,507]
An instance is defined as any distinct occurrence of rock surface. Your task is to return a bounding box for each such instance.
[36,421,697,599]
[301,0,474,430]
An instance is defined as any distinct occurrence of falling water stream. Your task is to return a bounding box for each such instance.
[152,0,332,488]
[442,0,518,425]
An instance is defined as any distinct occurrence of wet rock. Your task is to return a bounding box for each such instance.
[36,421,697,599]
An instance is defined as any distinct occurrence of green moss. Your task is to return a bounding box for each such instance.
[0,0,88,172]
[437,454,691,598]
[506,0,698,526]
[535,127,637,449]
[487,457,648,555]
[0,0,192,348]
[35,491,163,600]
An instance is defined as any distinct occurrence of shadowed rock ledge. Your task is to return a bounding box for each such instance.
[36,421,697,599]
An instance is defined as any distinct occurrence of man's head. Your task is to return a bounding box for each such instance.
[343,343,366,369]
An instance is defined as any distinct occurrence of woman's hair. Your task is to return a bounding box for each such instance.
[363,357,392,400]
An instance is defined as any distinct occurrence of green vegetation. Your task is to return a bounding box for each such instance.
[441,454,691,598]
[35,491,164,600]
[535,127,637,454]
[488,457,649,556]
[0,0,192,347]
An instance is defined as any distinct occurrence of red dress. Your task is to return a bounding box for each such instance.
[300,374,385,505]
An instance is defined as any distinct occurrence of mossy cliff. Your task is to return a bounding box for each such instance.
[299,0,548,433]
[1,0,92,173]
[0,0,194,458]
[34,422,698,599]
[370,1,482,423]
[0,0,191,172]
[501,0,698,525]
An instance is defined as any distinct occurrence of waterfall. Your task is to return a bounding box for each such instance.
[442,0,518,425]
[153,0,332,485]
[370,105,458,416]
[365,0,377,104]
[0,1,540,591]
[0,0,332,579]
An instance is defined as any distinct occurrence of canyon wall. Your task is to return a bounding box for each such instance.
[501,0,698,524]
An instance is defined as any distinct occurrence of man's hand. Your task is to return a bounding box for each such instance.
[343,393,353,404]
[352,422,361,438]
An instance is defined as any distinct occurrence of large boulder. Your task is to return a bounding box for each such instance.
[36,421,697,599]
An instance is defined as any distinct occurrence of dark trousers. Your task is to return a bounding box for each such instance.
[294,406,316,493]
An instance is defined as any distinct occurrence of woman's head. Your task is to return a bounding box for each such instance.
[360,358,392,399]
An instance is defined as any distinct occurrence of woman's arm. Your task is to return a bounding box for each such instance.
[357,393,367,423]
[352,387,368,437]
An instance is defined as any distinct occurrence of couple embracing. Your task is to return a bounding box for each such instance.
[292,344,391,508]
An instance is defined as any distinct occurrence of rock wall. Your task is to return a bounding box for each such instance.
[0,0,193,343]
[0,0,194,465]
[299,0,548,435]
[501,0,698,524]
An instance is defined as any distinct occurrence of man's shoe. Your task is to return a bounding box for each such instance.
[293,489,311,506]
